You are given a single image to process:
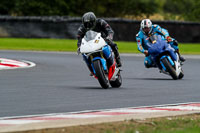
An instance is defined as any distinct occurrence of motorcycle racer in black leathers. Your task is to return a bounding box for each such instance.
[77,12,122,67]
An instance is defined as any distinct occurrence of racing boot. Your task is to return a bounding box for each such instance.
[113,49,122,67]
[179,55,185,62]
[115,56,122,67]
[109,42,122,67]
[173,40,185,62]
[177,49,185,62]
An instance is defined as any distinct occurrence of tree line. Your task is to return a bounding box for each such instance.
[0,0,199,22]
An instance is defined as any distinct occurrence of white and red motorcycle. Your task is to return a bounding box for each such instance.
[79,31,122,89]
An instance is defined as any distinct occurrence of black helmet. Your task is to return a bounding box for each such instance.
[82,12,96,30]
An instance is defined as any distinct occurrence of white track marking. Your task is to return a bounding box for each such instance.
[1,102,200,127]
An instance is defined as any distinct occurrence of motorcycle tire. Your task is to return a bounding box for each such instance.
[93,60,109,89]
[110,71,122,88]
[178,70,184,79]
[161,57,178,80]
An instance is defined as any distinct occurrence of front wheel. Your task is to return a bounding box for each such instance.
[161,57,178,80]
[93,60,109,89]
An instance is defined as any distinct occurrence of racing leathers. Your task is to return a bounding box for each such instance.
[77,18,122,67]
[136,24,184,68]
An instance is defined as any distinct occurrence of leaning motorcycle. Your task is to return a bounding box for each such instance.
[148,35,184,80]
[79,31,122,88]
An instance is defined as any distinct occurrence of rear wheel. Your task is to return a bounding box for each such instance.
[110,71,122,88]
[178,70,184,79]
[161,57,178,80]
[93,60,109,89]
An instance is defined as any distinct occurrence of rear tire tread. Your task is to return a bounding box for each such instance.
[110,72,122,88]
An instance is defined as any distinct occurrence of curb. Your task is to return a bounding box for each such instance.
[0,58,36,70]
[0,102,200,133]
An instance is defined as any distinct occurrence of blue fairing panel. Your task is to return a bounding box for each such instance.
[102,45,112,59]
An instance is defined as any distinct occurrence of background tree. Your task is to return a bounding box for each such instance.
[0,0,199,22]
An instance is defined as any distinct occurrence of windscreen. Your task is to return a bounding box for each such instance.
[149,34,159,43]
[146,34,162,47]
[84,31,98,42]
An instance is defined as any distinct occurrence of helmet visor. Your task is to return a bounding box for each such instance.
[143,27,151,33]
[84,22,94,30]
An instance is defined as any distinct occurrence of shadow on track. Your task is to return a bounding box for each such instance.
[76,86,124,90]
[58,84,125,90]
[125,77,173,80]
[76,86,104,90]
[62,85,125,90]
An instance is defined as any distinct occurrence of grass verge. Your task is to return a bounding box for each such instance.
[32,114,200,133]
[0,38,200,54]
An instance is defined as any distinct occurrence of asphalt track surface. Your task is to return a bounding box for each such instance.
[0,50,200,118]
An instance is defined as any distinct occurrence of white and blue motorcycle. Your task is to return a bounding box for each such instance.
[80,31,122,89]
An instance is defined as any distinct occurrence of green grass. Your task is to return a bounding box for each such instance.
[58,114,200,133]
[0,38,77,52]
[0,38,200,54]
[35,114,200,133]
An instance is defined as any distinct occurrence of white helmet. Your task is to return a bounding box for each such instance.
[140,19,152,34]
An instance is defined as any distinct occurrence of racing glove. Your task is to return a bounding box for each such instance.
[105,34,113,43]
[166,36,172,42]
